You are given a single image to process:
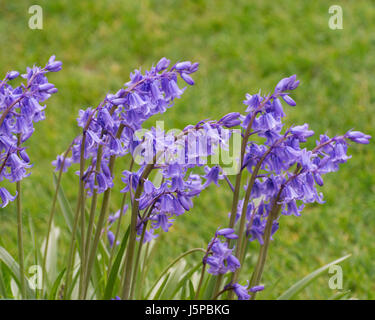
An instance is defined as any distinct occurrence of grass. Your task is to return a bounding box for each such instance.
[0,0,374,299]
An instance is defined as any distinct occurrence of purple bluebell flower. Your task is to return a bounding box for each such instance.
[217,228,238,239]
[232,282,251,300]
[7,71,20,80]
[107,230,116,247]
[0,188,17,208]
[0,56,61,207]
[108,206,128,225]
[54,58,199,197]
[204,229,240,275]
[52,154,72,173]
[218,112,242,128]
[203,165,222,188]
[250,285,265,293]
[229,282,264,300]
[345,130,371,144]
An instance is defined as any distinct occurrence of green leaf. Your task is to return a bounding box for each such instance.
[10,278,20,299]
[27,213,40,269]
[277,254,351,300]
[145,248,205,299]
[329,290,351,300]
[49,268,66,300]
[0,267,7,298]
[188,280,195,300]
[201,274,216,300]
[0,246,35,299]
[103,227,130,300]
[153,273,171,300]
[53,173,82,259]
[41,224,60,283]
[53,173,74,233]
[171,262,202,299]
[66,257,81,299]
[160,260,186,299]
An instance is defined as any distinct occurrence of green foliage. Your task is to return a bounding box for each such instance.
[277,254,351,300]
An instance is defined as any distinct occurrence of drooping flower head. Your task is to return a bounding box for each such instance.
[0,56,62,207]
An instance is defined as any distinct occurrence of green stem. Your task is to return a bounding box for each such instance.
[42,144,72,297]
[194,263,206,300]
[107,159,134,273]
[212,106,260,298]
[81,158,114,298]
[128,192,160,299]
[16,135,25,299]
[16,180,25,299]
[129,220,148,299]
[213,286,233,300]
[63,132,87,300]
[78,190,86,297]
[78,134,88,296]
[228,137,283,299]
[121,162,155,300]
[81,145,103,287]
[137,241,150,299]
[81,124,125,299]
[249,195,282,299]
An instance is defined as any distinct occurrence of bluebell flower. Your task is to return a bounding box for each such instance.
[232,282,251,300]
[52,154,72,173]
[0,188,17,208]
[203,165,222,188]
[346,130,371,144]
[204,230,240,275]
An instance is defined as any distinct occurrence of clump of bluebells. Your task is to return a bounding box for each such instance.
[0,57,370,300]
[0,56,61,207]
[199,74,371,300]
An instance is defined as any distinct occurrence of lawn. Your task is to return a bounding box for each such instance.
[0,0,374,299]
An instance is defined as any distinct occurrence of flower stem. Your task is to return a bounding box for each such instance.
[137,241,150,299]
[212,104,262,298]
[129,220,148,299]
[81,144,103,294]
[249,195,282,299]
[228,136,286,299]
[107,159,134,273]
[42,144,72,298]
[63,132,87,299]
[16,134,25,299]
[121,162,155,300]
[81,124,125,299]
[194,263,206,300]
[81,156,114,298]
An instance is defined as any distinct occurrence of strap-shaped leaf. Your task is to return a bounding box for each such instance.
[171,261,202,299]
[48,268,66,300]
[53,173,74,233]
[277,254,351,300]
[0,246,35,299]
[103,226,130,300]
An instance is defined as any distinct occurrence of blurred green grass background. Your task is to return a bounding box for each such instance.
[0,0,374,299]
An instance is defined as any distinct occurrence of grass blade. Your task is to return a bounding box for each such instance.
[0,246,35,299]
[49,268,66,300]
[277,254,351,300]
[153,273,171,300]
[103,226,130,300]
